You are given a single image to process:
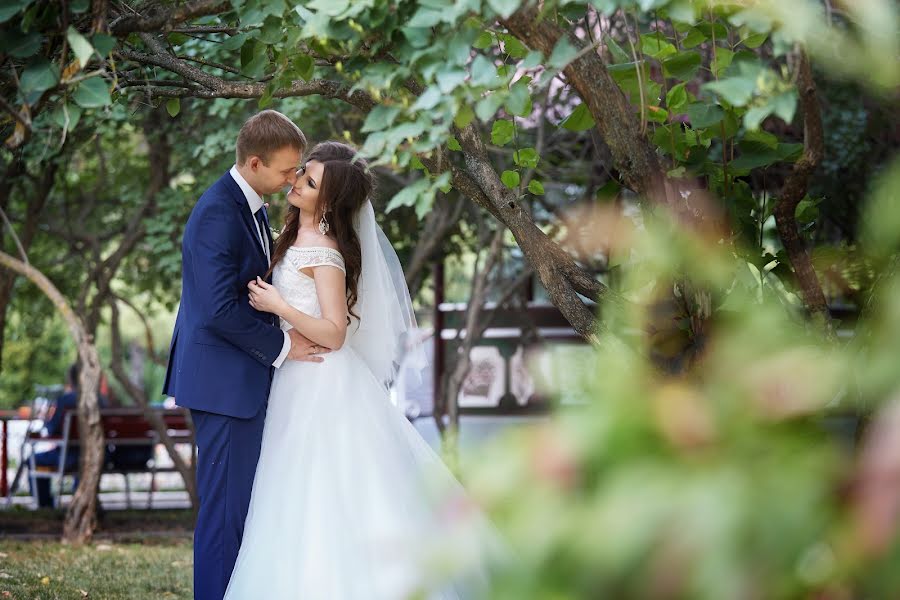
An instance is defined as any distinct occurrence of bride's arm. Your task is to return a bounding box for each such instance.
[248,268,348,350]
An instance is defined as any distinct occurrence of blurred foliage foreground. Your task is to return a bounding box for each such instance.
[466,156,900,599]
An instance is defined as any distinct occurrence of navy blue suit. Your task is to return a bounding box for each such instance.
[163,170,285,600]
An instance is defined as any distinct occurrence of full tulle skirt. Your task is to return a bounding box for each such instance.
[224,344,495,600]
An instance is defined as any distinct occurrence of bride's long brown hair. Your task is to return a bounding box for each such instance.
[266,141,372,319]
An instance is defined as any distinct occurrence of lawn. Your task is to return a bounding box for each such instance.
[0,539,193,599]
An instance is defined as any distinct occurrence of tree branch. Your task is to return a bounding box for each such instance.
[772,49,833,338]
[109,0,230,35]
[502,6,667,202]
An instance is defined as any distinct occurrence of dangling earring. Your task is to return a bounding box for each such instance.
[318,212,330,235]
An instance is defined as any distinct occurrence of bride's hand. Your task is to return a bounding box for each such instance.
[248,277,287,315]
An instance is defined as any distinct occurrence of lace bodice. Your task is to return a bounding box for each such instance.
[272,246,346,331]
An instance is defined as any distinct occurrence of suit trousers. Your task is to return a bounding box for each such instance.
[191,405,267,600]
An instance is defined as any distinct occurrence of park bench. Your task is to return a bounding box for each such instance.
[23,407,195,509]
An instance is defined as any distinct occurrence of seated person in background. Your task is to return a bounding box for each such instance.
[30,362,108,508]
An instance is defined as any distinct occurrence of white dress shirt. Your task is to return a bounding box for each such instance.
[230,165,291,368]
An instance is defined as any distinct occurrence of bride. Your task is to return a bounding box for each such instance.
[224,141,492,599]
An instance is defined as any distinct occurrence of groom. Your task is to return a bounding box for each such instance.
[163,110,325,600]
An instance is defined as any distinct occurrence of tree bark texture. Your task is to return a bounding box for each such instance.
[772,50,834,338]
[0,251,104,545]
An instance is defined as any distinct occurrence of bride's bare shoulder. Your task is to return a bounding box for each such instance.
[307,233,339,252]
[294,231,339,252]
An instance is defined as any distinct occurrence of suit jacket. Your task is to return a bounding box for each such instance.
[163,170,284,418]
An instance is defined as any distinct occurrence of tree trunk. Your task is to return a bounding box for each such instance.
[0,251,104,544]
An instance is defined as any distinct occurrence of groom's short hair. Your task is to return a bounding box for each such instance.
[236,110,307,166]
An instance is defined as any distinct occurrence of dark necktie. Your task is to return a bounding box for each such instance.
[254,207,270,264]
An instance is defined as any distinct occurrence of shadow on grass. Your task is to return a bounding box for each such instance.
[0,508,195,540]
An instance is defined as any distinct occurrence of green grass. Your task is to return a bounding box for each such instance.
[0,539,192,599]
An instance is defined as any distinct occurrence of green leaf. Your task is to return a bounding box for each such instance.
[67,26,94,68]
[258,16,285,44]
[681,27,707,49]
[473,31,493,50]
[307,0,350,17]
[167,32,190,46]
[0,0,31,23]
[686,102,724,128]
[521,50,543,69]
[608,61,655,104]
[241,41,268,78]
[498,33,528,59]
[20,58,59,95]
[741,32,768,48]
[639,33,676,59]
[704,76,757,106]
[476,93,504,121]
[743,128,779,149]
[666,83,688,113]
[646,104,668,123]
[743,105,773,131]
[70,0,89,12]
[513,147,539,168]
[72,77,111,108]
[408,7,443,27]
[454,104,475,128]
[291,55,314,81]
[730,146,780,170]
[501,170,520,189]
[505,78,532,117]
[696,21,728,40]
[652,124,689,159]
[527,179,545,195]
[387,120,428,145]
[166,98,180,118]
[50,103,82,130]
[360,132,386,157]
[412,86,442,111]
[662,51,701,81]
[861,156,900,255]
[776,142,803,162]
[665,0,697,23]
[448,137,462,151]
[221,32,250,51]
[730,140,802,170]
[386,178,430,213]
[770,91,797,124]
[711,47,735,77]
[604,34,630,64]
[361,105,401,133]
[91,34,116,57]
[486,0,521,18]
[470,54,497,86]
[437,69,466,93]
[1,30,41,58]
[795,196,820,224]
[560,103,595,131]
[548,37,578,69]
[491,120,515,146]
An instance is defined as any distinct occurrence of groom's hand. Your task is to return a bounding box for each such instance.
[286,328,329,363]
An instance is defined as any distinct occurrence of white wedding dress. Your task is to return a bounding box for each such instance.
[225,246,492,600]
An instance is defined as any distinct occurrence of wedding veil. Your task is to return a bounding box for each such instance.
[349,200,428,390]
